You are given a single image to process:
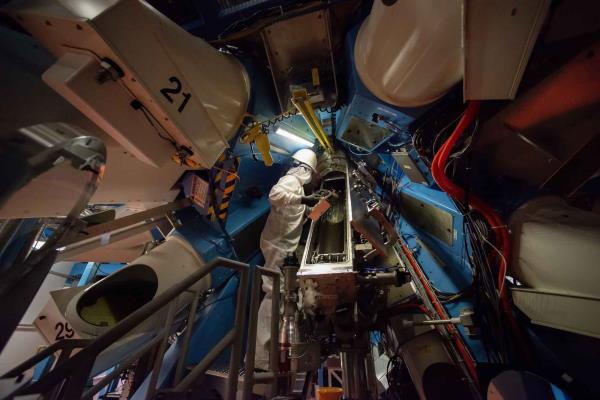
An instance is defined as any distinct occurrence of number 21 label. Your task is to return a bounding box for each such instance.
[160,76,191,113]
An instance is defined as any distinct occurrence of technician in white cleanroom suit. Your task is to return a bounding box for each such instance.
[255,148,319,370]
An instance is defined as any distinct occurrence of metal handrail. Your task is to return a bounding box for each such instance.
[2,339,92,379]
[81,335,163,400]
[11,256,250,400]
[242,266,281,397]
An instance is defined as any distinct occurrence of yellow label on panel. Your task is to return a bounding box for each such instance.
[311,67,320,87]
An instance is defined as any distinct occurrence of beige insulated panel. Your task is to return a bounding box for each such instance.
[509,196,600,299]
[6,0,250,168]
[464,0,551,99]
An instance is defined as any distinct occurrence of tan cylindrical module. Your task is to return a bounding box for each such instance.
[64,233,210,374]
[66,234,210,336]
[354,0,463,107]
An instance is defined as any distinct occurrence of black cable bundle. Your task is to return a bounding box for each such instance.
[461,208,511,364]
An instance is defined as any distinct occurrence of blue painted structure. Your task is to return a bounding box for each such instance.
[374,151,489,362]
[176,157,282,364]
[330,26,491,363]
[0,219,42,273]
[335,27,430,153]
[129,150,283,396]
[67,262,124,286]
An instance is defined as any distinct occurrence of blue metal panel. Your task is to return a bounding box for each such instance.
[398,213,488,362]
[177,154,282,283]
[0,218,41,273]
[182,251,264,370]
[176,215,236,288]
[32,355,54,382]
[177,172,272,284]
[66,262,88,285]
[130,340,181,400]
[374,154,489,362]
[78,262,97,286]
[69,262,124,285]
[184,274,240,367]
[95,263,124,278]
[225,157,283,232]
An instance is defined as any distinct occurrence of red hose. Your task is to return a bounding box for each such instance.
[430,101,532,365]
[387,302,432,317]
[400,244,480,386]
[431,102,509,293]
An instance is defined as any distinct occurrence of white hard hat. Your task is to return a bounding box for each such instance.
[292,148,317,172]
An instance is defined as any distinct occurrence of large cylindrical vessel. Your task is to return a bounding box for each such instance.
[354,0,463,107]
[64,233,210,373]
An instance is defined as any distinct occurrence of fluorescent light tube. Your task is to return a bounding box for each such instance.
[275,127,314,147]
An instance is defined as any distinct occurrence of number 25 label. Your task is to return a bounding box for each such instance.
[54,322,75,341]
[160,76,191,113]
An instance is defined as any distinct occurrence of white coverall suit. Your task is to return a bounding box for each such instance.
[255,165,313,370]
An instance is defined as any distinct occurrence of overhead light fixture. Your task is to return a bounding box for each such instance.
[275,127,314,147]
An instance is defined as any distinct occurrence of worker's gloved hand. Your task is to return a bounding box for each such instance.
[301,194,320,206]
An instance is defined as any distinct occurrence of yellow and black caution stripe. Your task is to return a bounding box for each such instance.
[206,153,226,221]
[206,204,217,221]
[217,157,240,221]
[206,154,240,222]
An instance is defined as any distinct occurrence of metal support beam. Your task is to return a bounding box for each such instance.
[56,198,191,261]
[541,133,600,197]
[146,301,177,399]
[174,330,236,392]
[242,269,263,397]
[173,289,201,386]
[226,266,249,400]
[291,89,334,152]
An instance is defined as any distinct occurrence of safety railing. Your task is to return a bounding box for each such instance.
[2,257,251,400]
[242,266,281,397]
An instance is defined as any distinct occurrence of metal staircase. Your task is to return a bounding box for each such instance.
[0,258,285,400]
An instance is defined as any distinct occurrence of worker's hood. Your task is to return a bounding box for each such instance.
[287,165,312,185]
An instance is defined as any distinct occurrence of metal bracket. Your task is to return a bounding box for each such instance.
[403,309,478,336]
